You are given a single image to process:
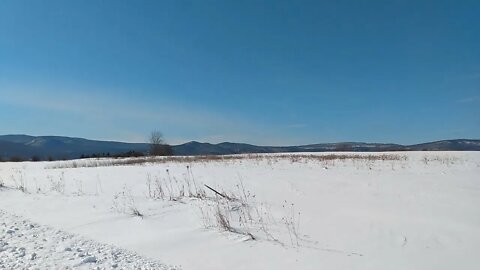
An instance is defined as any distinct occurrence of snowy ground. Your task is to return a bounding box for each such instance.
[0,210,176,269]
[0,151,479,269]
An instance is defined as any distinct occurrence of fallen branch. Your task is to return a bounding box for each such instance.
[204,184,231,200]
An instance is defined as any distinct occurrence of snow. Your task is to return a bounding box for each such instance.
[0,210,176,269]
[0,151,479,269]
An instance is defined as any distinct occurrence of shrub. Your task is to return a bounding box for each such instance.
[9,156,24,162]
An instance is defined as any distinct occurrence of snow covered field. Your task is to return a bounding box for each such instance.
[0,152,479,270]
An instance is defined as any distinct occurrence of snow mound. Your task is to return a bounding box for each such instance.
[0,210,178,269]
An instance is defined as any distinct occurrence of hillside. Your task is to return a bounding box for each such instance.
[0,135,479,160]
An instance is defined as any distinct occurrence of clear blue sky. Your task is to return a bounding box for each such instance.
[0,0,479,145]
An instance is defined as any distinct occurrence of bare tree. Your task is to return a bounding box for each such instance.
[149,130,173,156]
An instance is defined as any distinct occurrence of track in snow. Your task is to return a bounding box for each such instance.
[0,210,179,269]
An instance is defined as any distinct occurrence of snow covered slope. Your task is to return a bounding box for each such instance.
[0,152,479,269]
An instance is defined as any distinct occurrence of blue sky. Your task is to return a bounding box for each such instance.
[0,0,479,145]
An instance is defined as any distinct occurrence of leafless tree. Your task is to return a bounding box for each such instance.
[149,130,173,156]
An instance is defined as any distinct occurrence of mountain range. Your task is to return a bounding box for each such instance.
[0,135,479,160]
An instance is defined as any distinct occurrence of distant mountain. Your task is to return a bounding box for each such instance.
[0,135,479,161]
[173,140,480,155]
[0,135,149,160]
[405,139,480,151]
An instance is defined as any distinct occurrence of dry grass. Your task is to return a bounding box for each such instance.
[111,185,143,218]
[421,155,461,166]
[46,153,407,169]
[143,166,281,242]
[10,169,27,193]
